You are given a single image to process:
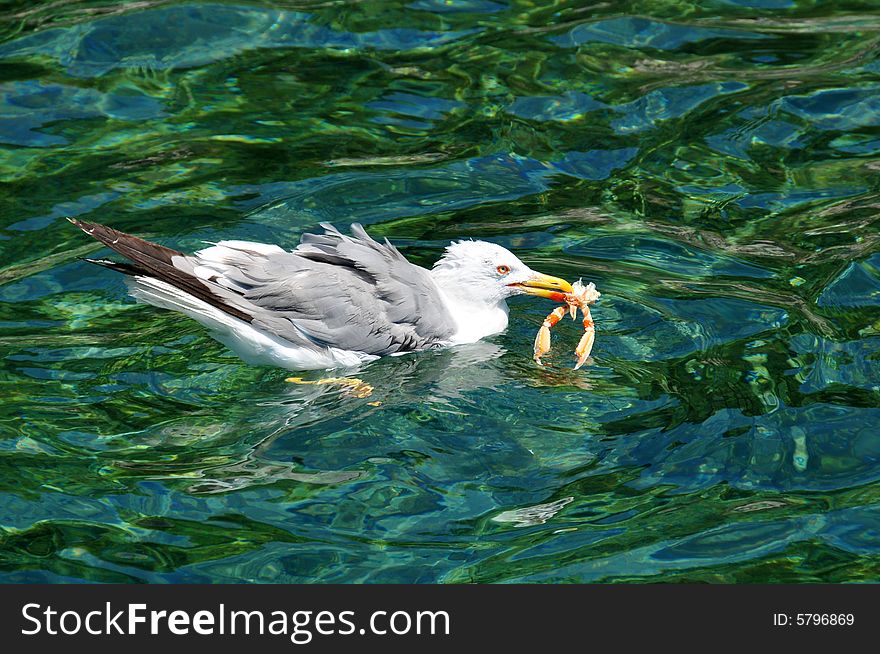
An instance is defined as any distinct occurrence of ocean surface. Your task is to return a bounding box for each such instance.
[1,0,879,583]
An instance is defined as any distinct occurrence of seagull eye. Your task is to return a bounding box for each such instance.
[496,265,511,275]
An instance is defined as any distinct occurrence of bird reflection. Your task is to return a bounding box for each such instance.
[141,341,518,494]
[311,340,509,403]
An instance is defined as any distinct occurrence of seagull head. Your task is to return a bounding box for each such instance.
[432,240,572,306]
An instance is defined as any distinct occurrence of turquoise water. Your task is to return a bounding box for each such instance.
[1,0,880,583]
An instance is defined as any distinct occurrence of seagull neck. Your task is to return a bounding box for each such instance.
[430,269,509,344]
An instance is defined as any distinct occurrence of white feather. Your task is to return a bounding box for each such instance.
[191,241,286,292]
[437,287,510,345]
[126,276,376,370]
[198,240,286,261]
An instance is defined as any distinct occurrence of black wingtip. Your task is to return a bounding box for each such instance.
[78,257,142,276]
[67,216,94,233]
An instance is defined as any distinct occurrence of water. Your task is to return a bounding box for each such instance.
[1,1,879,583]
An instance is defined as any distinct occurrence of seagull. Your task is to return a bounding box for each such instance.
[69,220,573,370]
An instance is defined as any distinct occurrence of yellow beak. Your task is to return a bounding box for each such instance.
[510,272,573,300]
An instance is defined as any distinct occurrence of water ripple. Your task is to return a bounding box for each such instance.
[0,1,878,583]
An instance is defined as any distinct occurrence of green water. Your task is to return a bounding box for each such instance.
[1,0,879,583]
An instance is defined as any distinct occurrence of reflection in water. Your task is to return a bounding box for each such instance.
[1,1,879,583]
[493,497,574,528]
[105,342,511,496]
[792,427,809,474]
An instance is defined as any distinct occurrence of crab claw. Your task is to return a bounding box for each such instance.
[534,324,551,365]
[569,303,578,320]
[573,330,595,370]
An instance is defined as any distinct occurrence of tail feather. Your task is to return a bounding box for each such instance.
[68,218,184,266]
[69,218,254,323]
[79,257,144,276]
[68,217,196,288]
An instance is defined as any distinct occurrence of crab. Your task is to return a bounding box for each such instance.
[533,279,600,369]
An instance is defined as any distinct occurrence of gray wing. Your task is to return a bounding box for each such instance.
[191,223,458,355]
